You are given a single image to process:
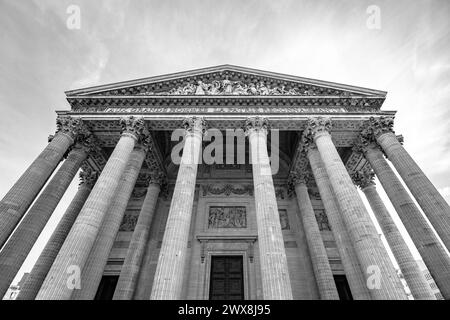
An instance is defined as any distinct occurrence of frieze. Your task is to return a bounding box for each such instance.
[202,184,253,197]
[66,118,386,135]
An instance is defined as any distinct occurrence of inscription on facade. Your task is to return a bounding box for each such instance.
[99,106,352,114]
[208,206,247,228]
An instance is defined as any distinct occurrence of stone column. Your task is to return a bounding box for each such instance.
[16,167,98,300]
[0,116,89,247]
[244,117,293,300]
[351,167,436,300]
[0,136,97,297]
[150,117,205,300]
[36,116,146,300]
[304,117,406,300]
[290,167,339,300]
[358,141,450,299]
[307,146,372,300]
[72,143,148,300]
[113,172,164,300]
[364,116,450,251]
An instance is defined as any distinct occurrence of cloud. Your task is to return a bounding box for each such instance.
[439,186,450,203]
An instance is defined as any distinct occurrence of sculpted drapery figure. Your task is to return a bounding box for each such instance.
[140,78,327,96]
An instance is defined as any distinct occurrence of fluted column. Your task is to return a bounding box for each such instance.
[150,117,205,300]
[16,167,98,300]
[113,172,164,300]
[304,117,406,300]
[290,168,339,300]
[307,146,371,300]
[364,117,450,251]
[72,143,149,300]
[358,141,450,299]
[244,117,293,300]
[0,136,97,297]
[351,167,436,300]
[36,116,146,300]
[0,116,89,247]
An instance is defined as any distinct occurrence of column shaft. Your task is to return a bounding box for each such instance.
[362,184,435,300]
[36,132,138,300]
[150,118,204,300]
[113,183,161,300]
[72,146,146,300]
[308,148,371,300]
[313,130,406,299]
[364,145,450,298]
[247,123,292,300]
[0,145,88,297]
[377,132,450,250]
[0,132,74,247]
[16,173,95,300]
[294,183,339,300]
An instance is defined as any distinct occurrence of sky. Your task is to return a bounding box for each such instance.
[0,0,449,291]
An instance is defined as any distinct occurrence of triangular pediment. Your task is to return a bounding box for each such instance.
[65,65,386,98]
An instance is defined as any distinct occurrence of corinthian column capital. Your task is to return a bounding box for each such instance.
[56,116,91,141]
[363,116,395,138]
[182,116,207,134]
[303,117,332,144]
[244,116,269,135]
[120,116,148,141]
[350,166,375,189]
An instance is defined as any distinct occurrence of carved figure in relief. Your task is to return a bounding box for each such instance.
[257,81,269,95]
[195,80,206,95]
[233,82,247,95]
[208,206,247,228]
[279,210,290,230]
[247,83,258,95]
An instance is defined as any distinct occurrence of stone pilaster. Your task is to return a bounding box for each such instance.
[304,117,406,300]
[36,116,146,300]
[0,116,90,247]
[363,116,450,251]
[72,142,149,300]
[150,117,206,300]
[244,116,293,300]
[0,135,98,297]
[16,167,98,300]
[351,166,436,300]
[113,172,164,300]
[289,165,339,300]
[356,140,450,299]
[307,146,371,300]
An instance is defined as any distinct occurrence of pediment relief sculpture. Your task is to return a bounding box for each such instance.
[136,79,352,97]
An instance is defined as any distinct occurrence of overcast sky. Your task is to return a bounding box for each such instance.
[0,0,449,290]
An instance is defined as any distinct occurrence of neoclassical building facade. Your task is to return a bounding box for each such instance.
[0,65,449,300]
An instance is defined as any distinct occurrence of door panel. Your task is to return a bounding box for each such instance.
[209,256,244,300]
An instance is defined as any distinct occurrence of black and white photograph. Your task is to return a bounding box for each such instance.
[0,0,449,313]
